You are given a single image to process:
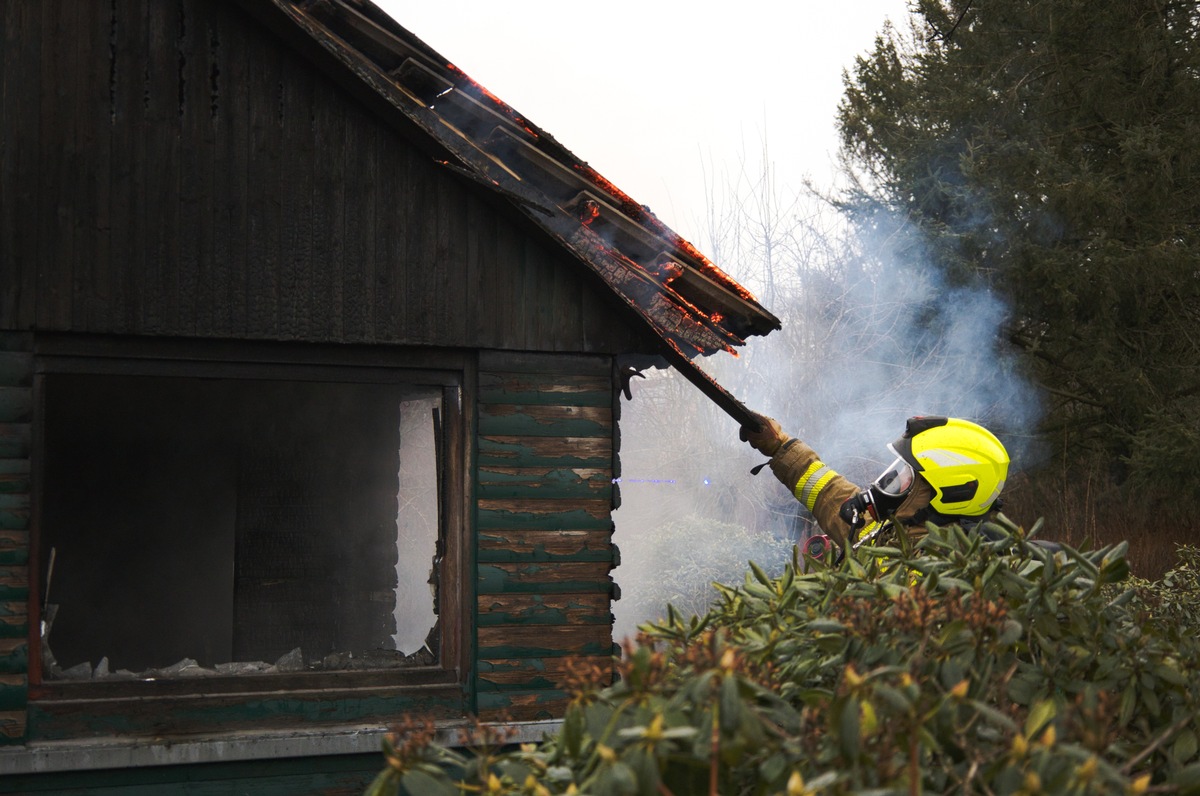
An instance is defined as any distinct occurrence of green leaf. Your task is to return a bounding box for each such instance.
[1024,698,1057,739]
[399,769,455,796]
[838,697,861,761]
[719,674,741,734]
[1174,728,1199,764]
[364,769,400,796]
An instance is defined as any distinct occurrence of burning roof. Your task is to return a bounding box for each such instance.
[255,0,781,421]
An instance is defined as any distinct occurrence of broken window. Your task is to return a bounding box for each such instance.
[38,370,452,682]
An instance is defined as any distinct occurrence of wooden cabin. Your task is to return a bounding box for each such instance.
[0,0,779,791]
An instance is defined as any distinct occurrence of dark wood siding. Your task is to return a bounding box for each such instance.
[474,352,617,721]
[0,335,31,744]
[0,0,655,356]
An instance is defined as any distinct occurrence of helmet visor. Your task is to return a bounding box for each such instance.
[873,456,915,498]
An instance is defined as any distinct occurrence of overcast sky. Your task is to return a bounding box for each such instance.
[374,1,910,244]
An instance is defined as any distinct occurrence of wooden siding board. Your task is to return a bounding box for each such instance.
[373,131,406,342]
[210,6,250,337]
[0,2,29,325]
[477,467,612,501]
[37,2,71,330]
[0,353,32,388]
[109,0,146,333]
[279,65,315,341]
[145,0,182,333]
[0,461,30,495]
[69,0,105,332]
[476,497,611,531]
[477,561,613,595]
[477,593,610,627]
[477,404,612,438]
[177,0,218,338]
[477,528,613,564]
[26,685,465,741]
[463,195,488,346]
[476,690,570,722]
[439,165,469,347]
[245,33,283,338]
[0,424,30,460]
[342,99,377,342]
[478,656,612,684]
[493,213,525,350]
[310,76,344,341]
[0,638,27,675]
[0,388,31,423]
[478,351,611,376]
[477,436,612,468]
[478,372,611,407]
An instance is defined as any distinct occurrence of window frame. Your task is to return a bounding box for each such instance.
[26,336,473,736]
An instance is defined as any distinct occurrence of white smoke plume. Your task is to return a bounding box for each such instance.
[612,186,1045,640]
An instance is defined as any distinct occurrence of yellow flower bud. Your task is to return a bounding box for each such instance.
[1023,771,1042,793]
[949,679,969,699]
[1130,773,1151,795]
[844,665,864,688]
[1012,733,1029,757]
[720,648,737,672]
[487,772,503,794]
[1078,756,1097,782]
[597,744,616,763]
[787,770,806,796]
[1040,724,1056,747]
[645,713,665,742]
[860,700,878,736]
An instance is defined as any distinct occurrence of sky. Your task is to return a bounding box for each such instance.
[374,1,911,245]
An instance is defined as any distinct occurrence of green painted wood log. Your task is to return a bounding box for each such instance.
[477,625,613,659]
[479,372,611,407]
[0,674,26,711]
[477,466,612,500]
[0,531,29,564]
[477,562,613,595]
[0,353,32,388]
[0,425,30,459]
[0,460,30,494]
[26,687,465,741]
[476,655,612,689]
[0,710,25,743]
[477,498,610,531]
[0,750,384,794]
[0,604,27,638]
[477,593,610,626]
[478,404,611,438]
[477,530,614,565]
[0,389,31,423]
[478,435,611,468]
[476,689,570,722]
[0,639,27,674]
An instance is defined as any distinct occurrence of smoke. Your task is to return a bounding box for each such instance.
[612,196,1046,640]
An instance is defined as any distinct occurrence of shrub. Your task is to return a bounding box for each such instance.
[367,517,1200,795]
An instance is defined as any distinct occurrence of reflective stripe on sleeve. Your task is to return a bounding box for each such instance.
[794,461,839,512]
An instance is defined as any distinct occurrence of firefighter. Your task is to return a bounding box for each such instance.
[741,415,1009,560]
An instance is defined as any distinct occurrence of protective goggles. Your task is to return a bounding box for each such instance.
[873,452,915,499]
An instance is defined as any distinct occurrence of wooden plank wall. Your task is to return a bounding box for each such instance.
[0,0,653,356]
[0,335,32,744]
[474,352,618,721]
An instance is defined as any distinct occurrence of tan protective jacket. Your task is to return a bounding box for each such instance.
[767,438,934,550]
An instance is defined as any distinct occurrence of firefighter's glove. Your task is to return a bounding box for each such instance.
[740,415,788,457]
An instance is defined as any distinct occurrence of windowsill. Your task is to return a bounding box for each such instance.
[0,719,563,775]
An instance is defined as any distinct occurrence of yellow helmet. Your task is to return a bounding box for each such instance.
[890,417,1009,517]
